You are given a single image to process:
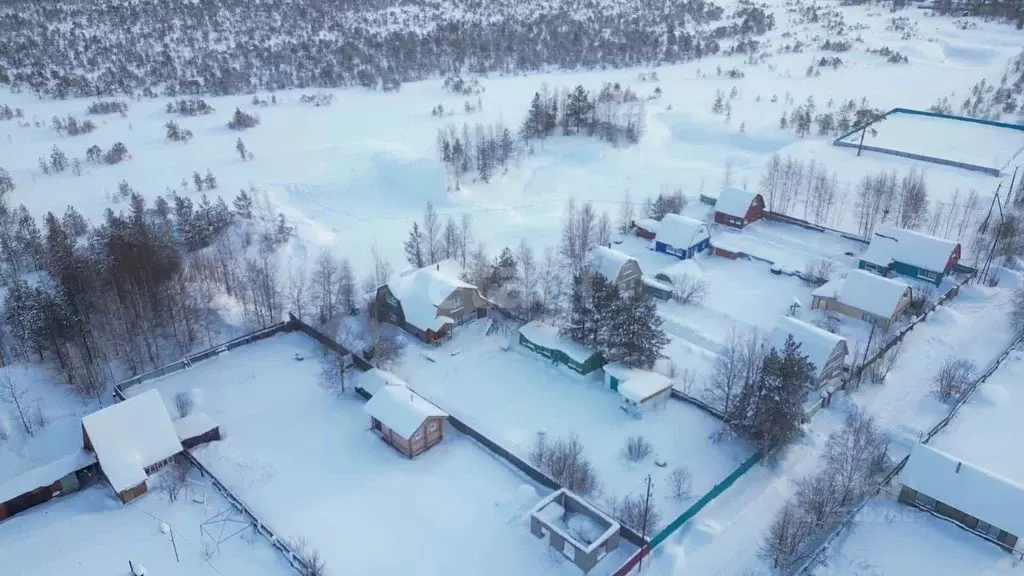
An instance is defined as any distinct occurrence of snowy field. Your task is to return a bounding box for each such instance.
[838,110,1024,173]
[126,331,627,576]
[391,321,754,525]
[0,475,291,576]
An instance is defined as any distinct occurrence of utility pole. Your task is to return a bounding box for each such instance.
[856,125,867,157]
[858,322,877,387]
[982,191,1005,281]
[639,475,653,572]
[1007,167,1019,208]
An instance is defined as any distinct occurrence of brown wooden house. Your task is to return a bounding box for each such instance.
[370,259,488,344]
[713,187,765,229]
[364,382,448,458]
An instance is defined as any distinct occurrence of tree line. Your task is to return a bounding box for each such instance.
[521,84,647,146]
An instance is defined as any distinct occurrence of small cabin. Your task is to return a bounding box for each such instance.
[604,363,673,417]
[769,317,848,388]
[812,270,913,331]
[364,382,448,458]
[632,218,660,240]
[173,412,221,450]
[587,246,643,297]
[859,224,961,286]
[0,450,96,522]
[653,214,711,260]
[713,187,764,229]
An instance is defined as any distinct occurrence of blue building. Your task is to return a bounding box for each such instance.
[653,214,711,260]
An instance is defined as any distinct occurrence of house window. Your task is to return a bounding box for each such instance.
[919,270,939,281]
[413,429,422,440]
[428,421,438,433]
[385,292,398,306]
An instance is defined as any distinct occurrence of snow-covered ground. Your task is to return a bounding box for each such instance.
[0,471,291,576]
[126,331,628,576]
[391,321,753,525]
[837,110,1024,172]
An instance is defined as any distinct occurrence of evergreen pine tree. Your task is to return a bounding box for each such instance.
[0,167,14,197]
[233,189,253,219]
[193,171,204,192]
[404,222,425,268]
[203,169,217,190]
[236,138,248,161]
[522,92,544,139]
[607,292,668,368]
[730,335,811,451]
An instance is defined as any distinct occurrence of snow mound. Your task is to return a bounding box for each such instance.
[676,519,722,557]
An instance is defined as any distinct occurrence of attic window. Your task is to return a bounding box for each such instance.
[956,462,962,474]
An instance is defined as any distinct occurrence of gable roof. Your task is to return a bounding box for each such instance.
[769,316,847,377]
[634,218,661,233]
[364,383,447,439]
[860,224,960,273]
[519,321,600,364]
[715,187,760,219]
[388,259,475,332]
[654,214,711,250]
[82,390,182,493]
[901,443,1024,539]
[836,270,912,318]
[587,246,637,283]
[355,368,408,397]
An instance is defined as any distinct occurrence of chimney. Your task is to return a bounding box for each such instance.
[956,462,962,474]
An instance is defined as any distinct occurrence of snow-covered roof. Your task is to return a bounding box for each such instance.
[811,276,844,299]
[714,187,759,218]
[605,363,673,403]
[519,321,600,364]
[173,412,218,441]
[587,246,637,282]
[363,383,447,439]
[769,316,847,378]
[634,218,660,232]
[82,390,182,493]
[837,270,912,318]
[654,214,711,249]
[901,443,1024,539]
[354,368,408,396]
[860,224,960,273]
[389,259,473,332]
[654,259,703,285]
[0,450,96,504]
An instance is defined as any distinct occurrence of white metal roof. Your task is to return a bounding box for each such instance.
[654,214,711,250]
[587,246,637,283]
[355,368,408,396]
[769,316,847,378]
[604,363,673,403]
[388,259,473,332]
[172,412,218,441]
[0,449,96,504]
[860,224,960,273]
[519,321,599,364]
[714,187,759,219]
[82,390,182,492]
[901,443,1024,539]
[838,270,912,318]
[364,383,447,439]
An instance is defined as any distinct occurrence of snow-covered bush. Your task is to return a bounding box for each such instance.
[228,108,260,131]
[671,274,708,305]
[932,358,976,403]
[607,493,661,536]
[668,466,692,500]
[623,435,652,463]
[173,390,195,417]
[528,432,600,496]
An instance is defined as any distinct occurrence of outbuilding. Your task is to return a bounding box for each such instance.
[653,214,711,260]
[859,224,961,286]
[530,488,621,572]
[713,187,765,229]
[173,412,221,450]
[371,259,488,343]
[364,381,448,458]
[587,246,643,296]
[82,390,183,503]
[519,321,605,378]
[0,450,96,522]
[632,218,660,240]
[811,270,913,331]
[898,443,1023,553]
[769,316,848,387]
[603,363,673,417]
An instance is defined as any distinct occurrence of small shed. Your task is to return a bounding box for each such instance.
[587,246,643,296]
[530,488,621,572]
[898,443,1024,553]
[354,368,408,397]
[812,270,913,331]
[0,450,96,522]
[604,363,673,416]
[713,187,765,229]
[641,276,674,300]
[653,259,703,290]
[632,218,660,240]
[82,390,183,503]
[653,214,711,260]
[699,189,720,205]
[519,322,605,378]
[859,224,961,286]
[769,316,848,387]
[364,382,448,458]
[173,412,221,450]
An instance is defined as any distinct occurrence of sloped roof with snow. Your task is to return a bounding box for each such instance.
[389,259,474,332]
[769,316,847,378]
[587,246,637,282]
[837,270,912,318]
[82,390,182,492]
[634,218,660,233]
[604,363,673,403]
[901,443,1024,539]
[860,224,960,273]
[364,383,447,439]
[654,259,703,286]
[654,214,711,250]
[714,187,759,218]
[519,321,600,364]
[173,412,218,441]
[355,368,408,397]
[0,450,96,504]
